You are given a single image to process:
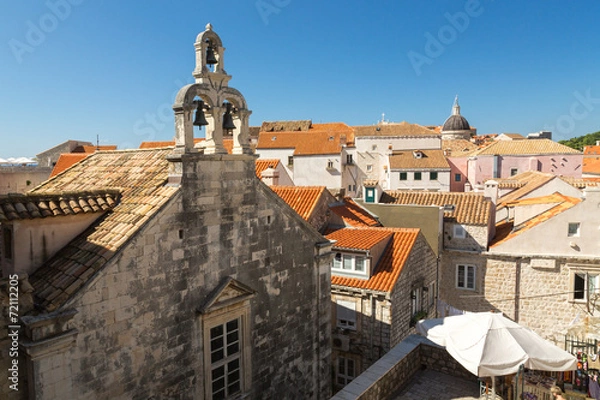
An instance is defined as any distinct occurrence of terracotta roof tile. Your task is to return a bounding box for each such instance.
[496,171,556,207]
[389,149,450,170]
[491,195,581,247]
[584,145,600,155]
[472,139,581,156]
[327,227,392,251]
[441,139,479,157]
[583,155,600,175]
[380,190,491,225]
[329,197,381,227]
[353,121,438,138]
[269,185,326,221]
[255,159,280,178]
[139,138,235,154]
[0,190,119,222]
[328,227,420,292]
[28,148,178,312]
[50,154,89,177]
[256,123,354,155]
[560,176,600,188]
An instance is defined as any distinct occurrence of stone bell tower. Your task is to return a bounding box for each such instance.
[171,23,252,156]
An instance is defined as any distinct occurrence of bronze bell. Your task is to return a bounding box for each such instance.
[193,100,209,127]
[222,102,236,133]
[205,42,218,66]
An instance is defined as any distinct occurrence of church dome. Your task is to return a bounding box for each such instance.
[442,114,470,132]
[441,96,473,141]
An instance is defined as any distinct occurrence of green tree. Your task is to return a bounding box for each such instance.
[559,130,600,150]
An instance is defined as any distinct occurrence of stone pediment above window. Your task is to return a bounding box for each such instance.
[197,277,257,314]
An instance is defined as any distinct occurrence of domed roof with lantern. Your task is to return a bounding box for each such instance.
[441,96,473,140]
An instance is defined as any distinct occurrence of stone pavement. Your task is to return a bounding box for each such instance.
[391,368,484,400]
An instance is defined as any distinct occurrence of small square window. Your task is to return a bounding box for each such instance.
[414,172,422,181]
[399,172,407,181]
[510,168,518,176]
[366,164,373,173]
[454,173,462,182]
[568,223,580,237]
[371,145,377,151]
[453,224,466,238]
[430,172,438,180]
[287,156,294,167]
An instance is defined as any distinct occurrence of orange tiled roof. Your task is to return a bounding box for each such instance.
[0,190,119,222]
[28,148,178,312]
[441,139,479,157]
[327,227,392,251]
[472,139,581,156]
[389,149,450,170]
[584,145,600,155]
[496,171,556,207]
[560,176,600,188]
[503,192,572,207]
[73,145,118,153]
[380,190,491,225]
[256,123,354,155]
[491,195,581,247]
[139,138,234,154]
[50,153,89,177]
[353,121,438,138]
[583,155,600,175]
[255,159,280,178]
[328,227,420,292]
[269,185,327,221]
[329,197,381,227]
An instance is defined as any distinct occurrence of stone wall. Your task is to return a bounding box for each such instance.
[443,223,488,252]
[330,335,474,400]
[439,251,490,313]
[0,167,52,195]
[484,255,597,346]
[17,154,332,399]
[390,232,438,347]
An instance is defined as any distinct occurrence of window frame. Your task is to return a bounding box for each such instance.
[568,222,580,237]
[454,173,462,182]
[430,171,438,180]
[366,164,373,173]
[287,156,294,167]
[203,301,251,399]
[336,355,357,387]
[568,265,600,303]
[399,172,407,181]
[336,299,357,330]
[332,252,368,277]
[414,172,422,181]
[456,264,476,290]
[510,168,518,176]
[453,224,466,239]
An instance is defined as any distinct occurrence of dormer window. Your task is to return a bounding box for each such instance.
[332,252,368,277]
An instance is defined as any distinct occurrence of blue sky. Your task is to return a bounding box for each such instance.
[1,1,599,158]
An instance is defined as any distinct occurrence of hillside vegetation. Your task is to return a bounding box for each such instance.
[559,130,600,150]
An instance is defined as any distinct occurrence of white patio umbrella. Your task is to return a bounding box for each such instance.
[416,312,577,398]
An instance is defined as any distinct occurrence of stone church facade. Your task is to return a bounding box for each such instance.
[0,25,333,400]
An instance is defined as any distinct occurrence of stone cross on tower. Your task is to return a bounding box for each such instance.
[172,24,252,155]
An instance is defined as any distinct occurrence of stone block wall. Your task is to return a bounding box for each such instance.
[20,154,332,399]
[331,335,474,400]
[439,251,489,313]
[390,232,438,346]
[443,223,488,252]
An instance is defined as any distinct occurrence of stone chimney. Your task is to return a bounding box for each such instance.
[261,167,279,186]
[483,179,498,205]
